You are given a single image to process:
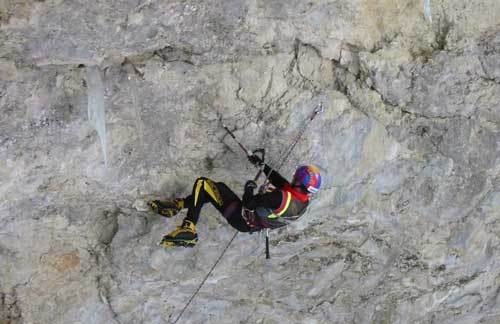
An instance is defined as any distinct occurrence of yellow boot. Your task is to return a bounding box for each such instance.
[148,198,184,218]
[160,220,198,248]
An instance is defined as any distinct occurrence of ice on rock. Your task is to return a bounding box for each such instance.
[86,66,107,166]
[424,0,432,23]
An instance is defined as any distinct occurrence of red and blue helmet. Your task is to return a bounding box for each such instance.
[292,165,322,194]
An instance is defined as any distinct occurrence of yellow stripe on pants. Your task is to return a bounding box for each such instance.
[203,179,223,207]
[194,179,204,205]
[193,178,223,207]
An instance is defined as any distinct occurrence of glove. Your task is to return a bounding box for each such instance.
[244,180,257,191]
[248,154,263,166]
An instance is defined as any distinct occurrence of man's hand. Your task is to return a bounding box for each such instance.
[244,180,257,192]
[248,154,263,166]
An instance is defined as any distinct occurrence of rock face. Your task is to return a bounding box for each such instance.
[1,0,499,323]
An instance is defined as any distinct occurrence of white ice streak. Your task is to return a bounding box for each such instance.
[424,0,432,23]
[86,66,107,166]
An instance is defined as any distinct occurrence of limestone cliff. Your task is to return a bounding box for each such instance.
[1,0,499,323]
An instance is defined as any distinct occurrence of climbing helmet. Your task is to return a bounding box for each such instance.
[292,165,322,193]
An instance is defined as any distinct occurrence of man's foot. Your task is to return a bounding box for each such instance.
[160,220,198,248]
[148,198,184,218]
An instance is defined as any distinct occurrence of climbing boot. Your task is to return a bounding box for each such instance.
[148,198,184,218]
[160,220,198,248]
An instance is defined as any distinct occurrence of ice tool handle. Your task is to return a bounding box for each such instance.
[251,148,266,182]
[222,124,252,156]
[222,124,266,182]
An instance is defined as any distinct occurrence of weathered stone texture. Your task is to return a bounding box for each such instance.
[1,0,499,323]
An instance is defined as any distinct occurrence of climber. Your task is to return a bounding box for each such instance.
[148,156,322,248]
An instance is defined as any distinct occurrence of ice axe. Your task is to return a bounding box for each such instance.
[222,124,266,182]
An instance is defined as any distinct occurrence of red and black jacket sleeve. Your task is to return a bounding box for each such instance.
[242,163,290,210]
[262,164,289,189]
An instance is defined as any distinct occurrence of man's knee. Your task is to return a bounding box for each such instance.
[195,177,215,184]
[193,177,223,206]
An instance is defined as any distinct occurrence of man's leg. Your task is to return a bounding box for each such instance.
[186,178,255,233]
[161,177,240,247]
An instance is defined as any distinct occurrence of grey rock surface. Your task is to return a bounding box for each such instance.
[1,0,500,323]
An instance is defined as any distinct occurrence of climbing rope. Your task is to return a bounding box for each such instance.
[259,102,324,193]
[171,230,238,324]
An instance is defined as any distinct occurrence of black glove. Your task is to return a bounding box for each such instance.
[244,180,257,192]
[248,154,263,166]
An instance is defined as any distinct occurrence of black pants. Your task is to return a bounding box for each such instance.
[183,177,252,232]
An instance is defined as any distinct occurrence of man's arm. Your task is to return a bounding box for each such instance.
[242,180,282,210]
[262,164,289,189]
[248,154,290,189]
